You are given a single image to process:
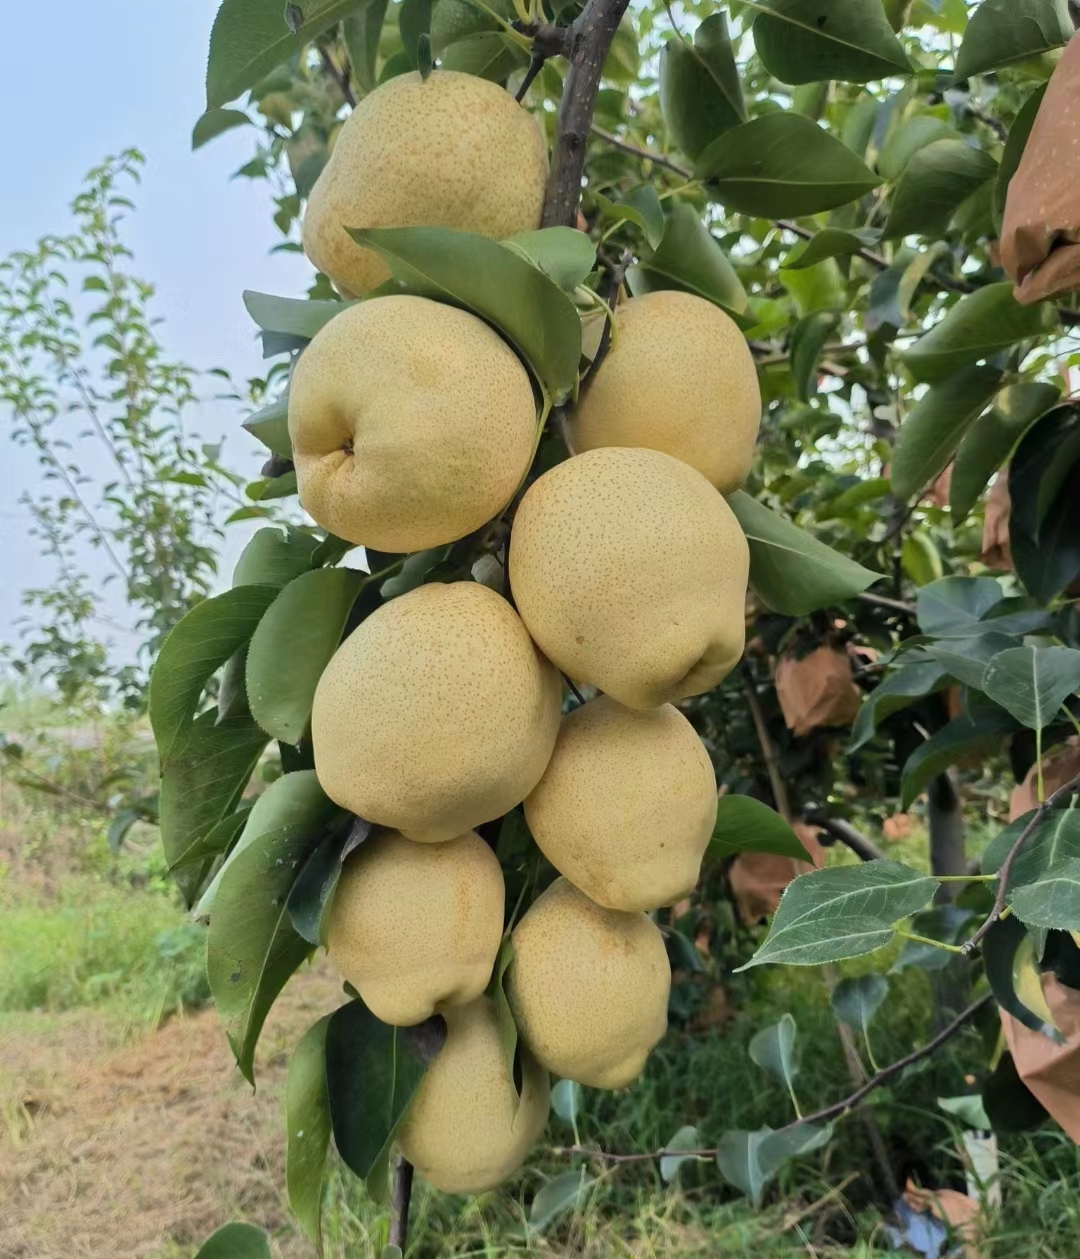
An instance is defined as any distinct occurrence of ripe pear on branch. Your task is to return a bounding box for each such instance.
[311,581,562,843]
[396,996,550,1194]
[288,295,535,552]
[525,695,717,912]
[302,70,548,297]
[507,876,671,1089]
[510,446,750,709]
[568,290,762,493]
[326,829,505,1026]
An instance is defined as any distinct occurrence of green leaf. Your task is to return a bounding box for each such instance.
[287,1014,333,1253]
[1012,462,1080,604]
[890,364,1002,500]
[995,86,1048,230]
[791,310,841,402]
[192,107,252,150]
[195,1222,271,1259]
[697,113,882,218]
[883,139,997,240]
[169,805,253,877]
[708,794,813,862]
[983,914,1063,1040]
[250,470,299,501]
[938,1093,992,1130]
[624,201,748,316]
[502,228,597,293]
[903,283,1056,383]
[901,709,1017,809]
[950,381,1061,522]
[345,0,391,93]
[849,661,950,752]
[659,14,745,161]
[982,646,1080,730]
[728,491,881,615]
[440,32,529,80]
[243,394,292,459]
[955,0,1074,80]
[831,974,889,1037]
[781,228,881,270]
[233,527,319,588]
[927,631,1017,690]
[891,906,975,972]
[287,823,354,946]
[593,185,666,251]
[877,116,958,182]
[739,860,938,969]
[196,770,340,919]
[246,568,363,744]
[206,0,360,107]
[551,1077,583,1126]
[488,935,518,1078]
[987,812,1080,909]
[752,0,911,83]
[243,290,347,340]
[916,575,1004,636]
[207,821,316,1082]
[159,712,269,906]
[1010,405,1080,542]
[749,1013,799,1095]
[716,1122,832,1205]
[326,1001,446,1184]
[149,586,279,766]
[660,1125,705,1183]
[399,0,432,68]
[347,226,581,403]
[983,1050,1049,1132]
[529,1169,595,1231]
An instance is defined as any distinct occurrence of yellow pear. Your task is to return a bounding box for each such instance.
[302,70,548,297]
[509,447,749,709]
[568,291,761,492]
[524,696,717,911]
[288,296,535,552]
[507,877,670,1088]
[396,996,550,1193]
[312,582,562,843]
[326,830,505,1026]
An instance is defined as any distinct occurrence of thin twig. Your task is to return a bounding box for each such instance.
[961,774,1080,956]
[389,1155,414,1249]
[550,991,992,1165]
[0,751,112,814]
[856,591,915,615]
[741,664,793,824]
[589,125,691,177]
[515,51,547,102]
[586,248,631,379]
[318,44,357,108]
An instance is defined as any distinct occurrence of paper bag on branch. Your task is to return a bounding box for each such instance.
[1002,973,1080,1144]
[1009,737,1080,820]
[980,472,1012,572]
[729,823,824,923]
[1002,36,1080,305]
[775,647,862,737]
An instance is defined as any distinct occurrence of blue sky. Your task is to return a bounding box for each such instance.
[0,0,311,656]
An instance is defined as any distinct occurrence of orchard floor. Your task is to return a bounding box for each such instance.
[0,961,343,1259]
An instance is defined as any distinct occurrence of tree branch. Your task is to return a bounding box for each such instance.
[803,809,887,863]
[550,991,992,1166]
[542,0,633,227]
[961,773,1080,956]
[741,664,793,824]
[388,1155,414,1250]
[319,44,357,108]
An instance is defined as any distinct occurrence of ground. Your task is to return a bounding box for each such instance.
[0,961,342,1259]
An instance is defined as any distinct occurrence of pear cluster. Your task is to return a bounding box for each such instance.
[294,69,759,1194]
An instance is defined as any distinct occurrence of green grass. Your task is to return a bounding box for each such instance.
[0,873,207,1019]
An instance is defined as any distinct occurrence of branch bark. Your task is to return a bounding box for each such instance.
[388,1155,414,1250]
[803,809,887,863]
[541,0,632,227]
